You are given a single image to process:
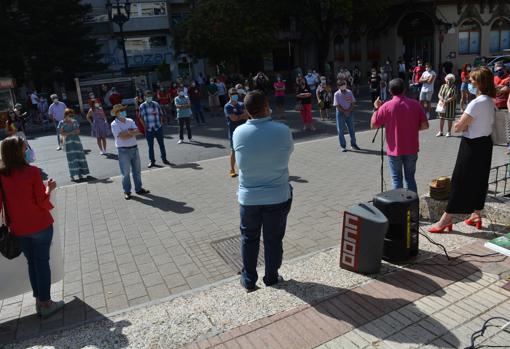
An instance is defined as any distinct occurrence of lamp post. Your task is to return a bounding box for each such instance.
[106,0,131,73]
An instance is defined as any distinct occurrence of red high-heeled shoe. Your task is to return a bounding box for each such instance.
[428,223,453,234]
[464,216,482,230]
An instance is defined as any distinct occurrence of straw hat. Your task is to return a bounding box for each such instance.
[111,104,127,117]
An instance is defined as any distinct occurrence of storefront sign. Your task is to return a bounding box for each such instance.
[0,78,15,89]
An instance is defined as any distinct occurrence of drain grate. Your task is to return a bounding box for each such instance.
[211,235,265,272]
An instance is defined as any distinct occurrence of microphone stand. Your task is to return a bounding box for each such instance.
[371,125,385,193]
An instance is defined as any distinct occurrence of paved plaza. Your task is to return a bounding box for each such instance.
[0,119,509,347]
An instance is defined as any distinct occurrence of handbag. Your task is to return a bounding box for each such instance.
[0,180,21,260]
[435,101,445,113]
[491,110,510,145]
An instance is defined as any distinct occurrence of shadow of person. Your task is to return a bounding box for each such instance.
[104,153,119,161]
[289,176,308,183]
[0,297,131,348]
[273,280,460,347]
[186,140,225,149]
[130,193,194,213]
[169,163,203,170]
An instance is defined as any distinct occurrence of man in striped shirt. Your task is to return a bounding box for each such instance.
[139,90,170,168]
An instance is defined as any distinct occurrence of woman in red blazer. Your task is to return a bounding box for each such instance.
[0,136,63,319]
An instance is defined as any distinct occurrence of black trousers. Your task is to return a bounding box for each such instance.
[179,118,192,140]
[446,136,493,214]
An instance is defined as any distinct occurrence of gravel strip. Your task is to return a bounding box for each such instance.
[6,223,502,349]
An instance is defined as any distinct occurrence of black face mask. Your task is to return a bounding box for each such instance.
[496,69,505,78]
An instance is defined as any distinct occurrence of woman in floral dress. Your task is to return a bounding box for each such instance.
[87,102,111,155]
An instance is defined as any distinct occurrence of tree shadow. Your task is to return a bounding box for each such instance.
[289,176,308,184]
[130,193,194,214]
[0,297,130,348]
[349,148,387,156]
[274,280,460,347]
[83,149,91,155]
[169,162,203,170]
[90,178,114,185]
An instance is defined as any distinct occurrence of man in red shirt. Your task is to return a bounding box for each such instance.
[157,87,171,124]
[371,78,429,193]
[494,61,510,110]
[412,59,426,100]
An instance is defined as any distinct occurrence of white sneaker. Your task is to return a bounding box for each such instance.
[445,132,451,137]
[56,146,62,151]
[177,140,183,144]
[188,138,193,143]
[436,132,443,137]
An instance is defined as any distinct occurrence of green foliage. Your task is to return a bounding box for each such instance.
[0,0,105,88]
[181,0,396,66]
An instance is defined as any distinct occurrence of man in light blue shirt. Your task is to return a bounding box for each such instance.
[233,90,294,292]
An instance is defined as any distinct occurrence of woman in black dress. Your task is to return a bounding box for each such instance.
[429,67,496,233]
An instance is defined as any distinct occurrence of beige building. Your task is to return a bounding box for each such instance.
[323,1,510,76]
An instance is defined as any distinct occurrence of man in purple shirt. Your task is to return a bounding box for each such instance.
[371,79,429,193]
[333,81,360,152]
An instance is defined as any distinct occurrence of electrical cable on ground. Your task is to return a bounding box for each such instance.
[464,317,510,349]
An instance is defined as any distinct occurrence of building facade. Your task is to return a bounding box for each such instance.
[323,1,510,77]
[83,0,204,83]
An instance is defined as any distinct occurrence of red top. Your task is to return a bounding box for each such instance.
[169,87,178,99]
[188,87,201,102]
[109,92,123,106]
[494,74,510,109]
[0,166,54,236]
[461,71,469,83]
[157,90,170,105]
[413,66,425,84]
[372,95,427,156]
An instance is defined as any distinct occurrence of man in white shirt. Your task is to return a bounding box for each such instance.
[110,104,150,200]
[30,90,41,123]
[419,62,436,119]
[48,94,67,150]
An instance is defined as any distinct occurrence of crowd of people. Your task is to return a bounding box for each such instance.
[1,57,508,313]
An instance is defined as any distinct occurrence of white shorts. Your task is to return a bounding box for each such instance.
[419,90,433,101]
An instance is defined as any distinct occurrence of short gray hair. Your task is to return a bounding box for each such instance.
[445,74,456,82]
[50,94,58,100]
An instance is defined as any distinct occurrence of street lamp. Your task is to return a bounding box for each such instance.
[106,0,131,72]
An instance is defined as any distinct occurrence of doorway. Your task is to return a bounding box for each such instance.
[398,12,435,64]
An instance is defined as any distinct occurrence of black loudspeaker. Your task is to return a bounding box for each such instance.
[373,189,419,262]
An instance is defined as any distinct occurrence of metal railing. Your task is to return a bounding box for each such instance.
[489,162,510,197]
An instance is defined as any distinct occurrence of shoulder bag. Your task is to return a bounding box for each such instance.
[0,179,22,260]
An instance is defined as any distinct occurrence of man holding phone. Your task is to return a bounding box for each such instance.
[110,104,150,200]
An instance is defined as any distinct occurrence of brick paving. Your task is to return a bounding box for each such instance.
[0,119,508,344]
[185,241,510,349]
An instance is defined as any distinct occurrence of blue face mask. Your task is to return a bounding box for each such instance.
[467,83,478,95]
[231,95,239,102]
[119,111,127,118]
[25,147,34,163]
[146,97,153,103]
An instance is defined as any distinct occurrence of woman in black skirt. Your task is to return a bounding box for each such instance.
[429,67,496,233]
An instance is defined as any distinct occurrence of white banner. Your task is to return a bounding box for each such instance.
[0,193,64,300]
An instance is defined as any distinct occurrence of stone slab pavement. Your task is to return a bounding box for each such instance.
[0,119,508,343]
[185,241,510,349]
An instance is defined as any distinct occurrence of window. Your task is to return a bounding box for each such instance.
[367,33,380,61]
[349,34,361,61]
[125,36,167,55]
[490,18,510,53]
[459,20,481,55]
[334,36,345,61]
[130,2,167,18]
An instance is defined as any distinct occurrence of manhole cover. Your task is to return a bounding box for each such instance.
[211,235,265,272]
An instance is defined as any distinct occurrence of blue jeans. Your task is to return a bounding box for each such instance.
[336,111,357,149]
[146,127,167,164]
[240,197,292,287]
[191,101,205,124]
[388,154,418,193]
[118,146,142,194]
[19,225,53,301]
